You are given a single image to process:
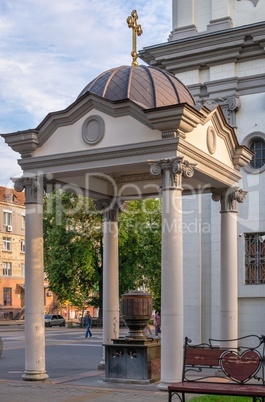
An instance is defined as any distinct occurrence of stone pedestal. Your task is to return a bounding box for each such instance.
[104,337,161,383]
[104,290,160,383]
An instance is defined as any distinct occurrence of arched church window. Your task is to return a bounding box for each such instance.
[249,138,265,169]
[242,132,265,173]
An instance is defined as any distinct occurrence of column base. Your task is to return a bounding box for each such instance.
[98,358,105,370]
[157,382,169,391]
[22,370,49,381]
[157,381,179,391]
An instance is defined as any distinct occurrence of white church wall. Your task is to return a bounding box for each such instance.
[183,194,202,344]
[236,59,265,78]
[239,298,265,337]
[236,94,265,145]
[182,192,223,343]
[209,63,236,81]
[232,1,265,27]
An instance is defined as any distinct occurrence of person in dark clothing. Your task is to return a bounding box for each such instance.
[84,311,92,338]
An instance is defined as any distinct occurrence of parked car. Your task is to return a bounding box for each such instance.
[44,314,66,327]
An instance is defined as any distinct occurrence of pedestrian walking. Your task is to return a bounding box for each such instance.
[153,310,161,337]
[84,311,92,338]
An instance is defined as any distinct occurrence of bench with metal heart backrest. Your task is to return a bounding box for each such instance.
[168,334,265,402]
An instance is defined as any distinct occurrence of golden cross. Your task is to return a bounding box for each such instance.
[126,10,142,66]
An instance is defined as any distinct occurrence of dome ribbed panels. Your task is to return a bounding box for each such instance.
[77,65,195,109]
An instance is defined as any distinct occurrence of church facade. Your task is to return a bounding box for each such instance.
[140,0,265,343]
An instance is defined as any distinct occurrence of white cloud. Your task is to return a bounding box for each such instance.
[0,0,171,185]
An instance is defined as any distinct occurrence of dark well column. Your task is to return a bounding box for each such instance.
[150,158,195,388]
[14,176,48,381]
[95,201,120,367]
[212,188,247,343]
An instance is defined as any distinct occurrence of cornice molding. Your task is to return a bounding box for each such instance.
[140,22,265,73]
[1,94,153,157]
[1,130,39,158]
[18,139,180,171]
[144,103,203,132]
[178,142,242,184]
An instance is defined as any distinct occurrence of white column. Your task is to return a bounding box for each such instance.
[211,0,231,20]
[98,202,120,367]
[14,176,48,381]
[213,188,247,344]
[173,0,195,29]
[208,0,233,31]
[150,158,195,388]
[171,0,196,40]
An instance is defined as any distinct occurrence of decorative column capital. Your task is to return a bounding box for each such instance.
[14,176,43,204]
[212,187,247,212]
[149,157,195,189]
[94,199,123,221]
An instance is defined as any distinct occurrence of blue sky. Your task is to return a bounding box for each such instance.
[0,0,171,187]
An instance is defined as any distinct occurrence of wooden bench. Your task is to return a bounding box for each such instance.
[168,335,265,402]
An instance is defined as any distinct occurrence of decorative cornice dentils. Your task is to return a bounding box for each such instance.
[18,140,180,171]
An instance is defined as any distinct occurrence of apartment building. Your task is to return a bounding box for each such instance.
[0,186,53,319]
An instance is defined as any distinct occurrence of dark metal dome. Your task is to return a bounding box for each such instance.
[77,65,195,109]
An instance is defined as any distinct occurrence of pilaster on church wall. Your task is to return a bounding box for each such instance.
[172,0,265,34]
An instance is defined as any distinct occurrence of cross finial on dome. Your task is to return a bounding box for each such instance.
[126,10,142,66]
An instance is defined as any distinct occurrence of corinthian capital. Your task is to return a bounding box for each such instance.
[149,157,195,189]
[93,199,121,221]
[14,176,43,204]
[212,187,247,212]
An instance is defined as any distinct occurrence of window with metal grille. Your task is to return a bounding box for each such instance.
[245,233,265,284]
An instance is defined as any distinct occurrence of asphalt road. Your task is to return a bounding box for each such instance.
[0,325,111,381]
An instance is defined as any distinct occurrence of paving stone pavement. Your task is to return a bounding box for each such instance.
[0,380,168,402]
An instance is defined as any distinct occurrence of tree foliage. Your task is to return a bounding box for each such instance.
[119,198,162,310]
[43,191,162,313]
[43,190,103,313]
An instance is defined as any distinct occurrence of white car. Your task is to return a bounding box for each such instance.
[44,314,66,327]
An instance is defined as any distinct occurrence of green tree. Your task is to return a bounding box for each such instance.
[43,192,162,315]
[43,190,103,316]
[119,198,162,310]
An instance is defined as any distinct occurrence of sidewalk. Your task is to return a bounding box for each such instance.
[0,372,168,402]
[0,324,194,401]
[0,370,197,402]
